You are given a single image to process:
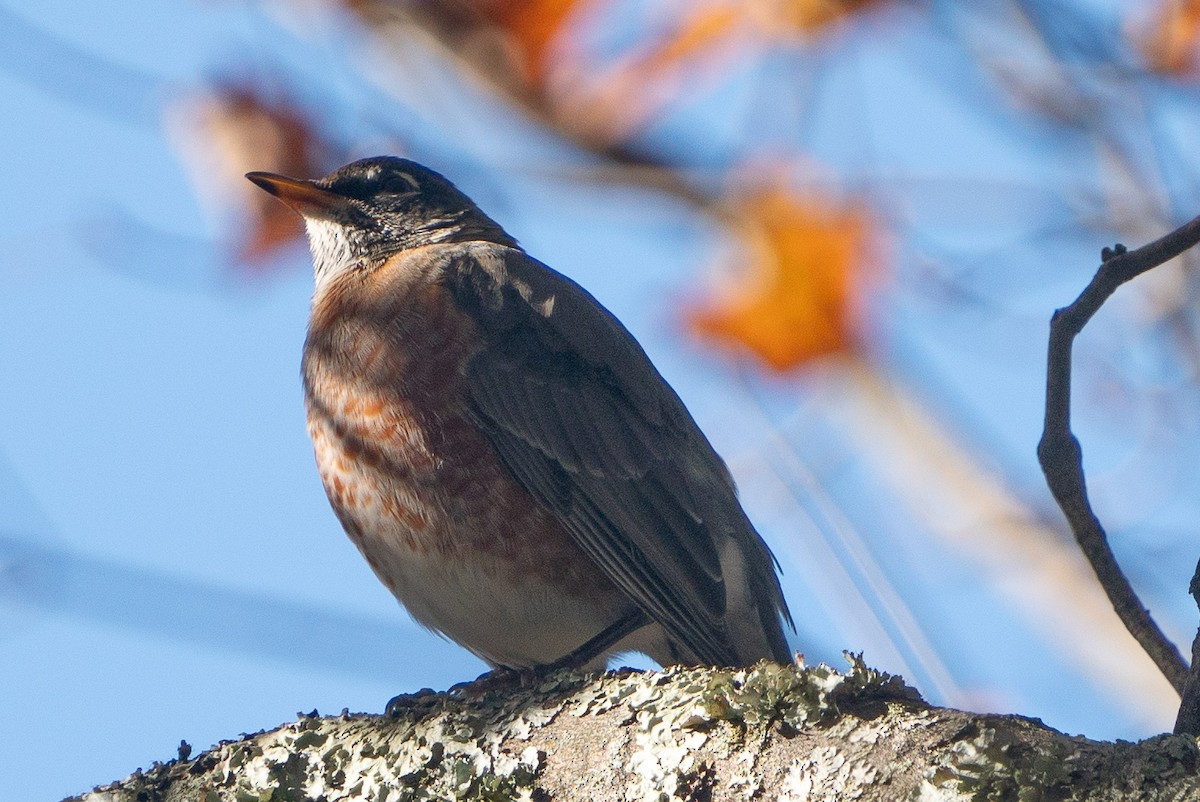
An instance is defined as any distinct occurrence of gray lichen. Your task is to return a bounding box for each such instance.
[922,720,1200,802]
[68,656,1200,802]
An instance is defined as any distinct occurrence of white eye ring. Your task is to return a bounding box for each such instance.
[388,171,420,192]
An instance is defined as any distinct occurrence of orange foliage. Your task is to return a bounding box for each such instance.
[181,86,333,264]
[406,0,884,97]
[776,0,883,32]
[687,187,875,370]
[458,0,586,85]
[234,99,327,262]
[1136,0,1200,76]
[641,6,742,74]
[489,0,578,81]
[552,0,885,144]
[630,0,884,77]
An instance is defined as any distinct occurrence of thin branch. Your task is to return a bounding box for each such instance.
[1037,215,1200,697]
[1174,560,1200,734]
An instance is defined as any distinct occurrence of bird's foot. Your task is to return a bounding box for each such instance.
[384,686,439,718]
[447,666,546,698]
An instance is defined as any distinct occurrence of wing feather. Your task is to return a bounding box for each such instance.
[444,244,790,665]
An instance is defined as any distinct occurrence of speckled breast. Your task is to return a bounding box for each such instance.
[298,253,625,665]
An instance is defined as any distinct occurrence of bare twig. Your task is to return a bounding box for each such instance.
[1037,215,1200,697]
[1174,561,1200,734]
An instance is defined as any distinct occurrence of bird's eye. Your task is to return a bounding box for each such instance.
[382,171,420,193]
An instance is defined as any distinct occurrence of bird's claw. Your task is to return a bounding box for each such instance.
[384,686,438,718]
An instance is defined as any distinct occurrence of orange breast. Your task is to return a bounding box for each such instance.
[301,255,614,596]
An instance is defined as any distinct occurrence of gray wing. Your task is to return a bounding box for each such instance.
[445,244,791,666]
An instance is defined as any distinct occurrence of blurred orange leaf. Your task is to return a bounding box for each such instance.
[687,187,875,370]
[554,5,745,145]
[222,89,332,262]
[171,85,336,267]
[550,0,886,146]
[1135,0,1200,76]
[399,0,587,87]
[625,0,884,83]
[641,6,742,74]
[777,0,883,32]
[643,0,884,62]
[486,0,583,84]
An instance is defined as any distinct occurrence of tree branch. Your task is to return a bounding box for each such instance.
[1037,215,1200,697]
[1174,561,1200,734]
[66,661,1200,801]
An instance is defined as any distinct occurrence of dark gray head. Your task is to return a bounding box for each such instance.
[246,156,517,287]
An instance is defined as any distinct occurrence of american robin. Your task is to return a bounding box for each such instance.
[246,157,793,672]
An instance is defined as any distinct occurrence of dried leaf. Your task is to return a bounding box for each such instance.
[551,0,884,145]
[169,85,337,266]
[774,0,883,33]
[400,0,587,87]
[634,0,885,62]
[487,0,583,83]
[1134,0,1200,76]
[687,186,876,370]
[640,5,742,74]
[548,5,749,147]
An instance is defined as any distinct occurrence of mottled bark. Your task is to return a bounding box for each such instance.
[70,659,1200,802]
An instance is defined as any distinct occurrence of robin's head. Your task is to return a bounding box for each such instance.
[246,157,516,287]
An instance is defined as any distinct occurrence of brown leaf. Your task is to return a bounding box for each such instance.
[639,0,884,66]
[170,85,337,267]
[1134,0,1200,77]
[687,185,878,370]
[398,0,587,88]
[775,0,884,33]
[487,0,583,84]
[548,5,748,147]
[640,5,742,74]
[550,0,886,145]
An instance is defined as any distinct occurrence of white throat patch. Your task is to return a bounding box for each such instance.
[304,217,358,292]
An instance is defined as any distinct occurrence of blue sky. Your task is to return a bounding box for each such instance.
[4,1,1200,799]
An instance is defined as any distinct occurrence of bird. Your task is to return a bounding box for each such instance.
[246,156,793,674]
